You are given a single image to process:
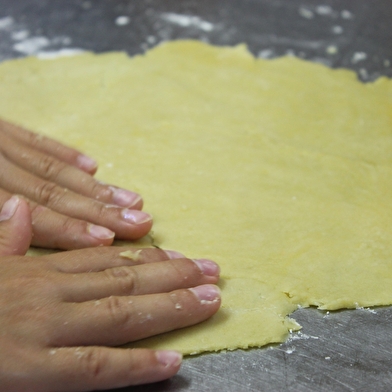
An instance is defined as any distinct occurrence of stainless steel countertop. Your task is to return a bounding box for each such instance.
[1,1,391,391]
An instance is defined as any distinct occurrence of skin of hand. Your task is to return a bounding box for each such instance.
[0,195,221,391]
[0,118,153,250]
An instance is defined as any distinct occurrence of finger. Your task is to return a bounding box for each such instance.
[0,156,152,241]
[60,258,220,302]
[0,182,149,248]
[0,187,115,249]
[30,203,115,249]
[0,118,98,174]
[41,347,181,390]
[0,196,32,256]
[1,132,143,209]
[52,285,221,346]
[48,247,185,273]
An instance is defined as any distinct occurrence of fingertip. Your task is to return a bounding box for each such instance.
[155,350,183,369]
[0,195,21,222]
[164,250,187,260]
[0,195,32,256]
[191,259,220,277]
[87,224,115,241]
[80,224,115,248]
[109,186,144,209]
[76,154,98,174]
[121,209,153,225]
[118,210,153,241]
[189,284,221,304]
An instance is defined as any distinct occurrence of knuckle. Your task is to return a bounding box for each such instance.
[27,131,46,148]
[168,290,188,313]
[34,181,66,207]
[53,217,87,248]
[77,347,107,381]
[91,201,111,221]
[60,214,84,234]
[105,296,133,327]
[90,181,112,202]
[171,261,189,282]
[106,267,138,294]
[165,260,192,286]
[28,201,45,217]
[36,154,67,180]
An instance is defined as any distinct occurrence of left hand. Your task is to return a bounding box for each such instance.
[0,119,153,249]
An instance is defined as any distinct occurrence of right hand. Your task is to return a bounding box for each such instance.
[0,196,221,391]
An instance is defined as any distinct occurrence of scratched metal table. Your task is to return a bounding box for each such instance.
[1,1,392,391]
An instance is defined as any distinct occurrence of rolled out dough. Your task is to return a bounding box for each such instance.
[0,40,391,354]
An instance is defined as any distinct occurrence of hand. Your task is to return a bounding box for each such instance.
[0,196,221,391]
[0,118,153,250]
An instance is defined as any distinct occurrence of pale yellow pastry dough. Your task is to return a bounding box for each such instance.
[0,41,391,354]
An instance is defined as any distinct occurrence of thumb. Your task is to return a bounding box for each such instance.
[0,195,32,256]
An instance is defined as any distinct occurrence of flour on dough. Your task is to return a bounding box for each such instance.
[0,40,391,354]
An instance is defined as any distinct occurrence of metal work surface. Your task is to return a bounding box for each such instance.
[0,1,391,391]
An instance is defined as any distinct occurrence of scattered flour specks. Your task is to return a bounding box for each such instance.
[0,16,14,30]
[289,331,319,342]
[74,348,85,359]
[146,35,157,45]
[326,45,338,55]
[36,48,85,60]
[351,51,368,64]
[258,48,275,59]
[315,5,333,16]
[11,29,30,41]
[160,13,214,32]
[82,1,92,10]
[355,304,377,314]
[359,68,368,80]
[331,25,344,34]
[13,36,51,55]
[52,36,72,46]
[13,34,83,58]
[341,10,353,19]
[115,15,130,26]
[0,15,85,58]
[298,7,314,19]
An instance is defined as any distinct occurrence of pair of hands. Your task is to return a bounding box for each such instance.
[0,120,221,391]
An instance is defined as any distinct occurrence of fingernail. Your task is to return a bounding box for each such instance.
[88,224,115,240]
[190,285,221,303]
[109,186,142,208]
[164,250,186,259]
[192,259,220,276]
[76,154,97,172]
[155,350,182,368]
[122,209,152,225]
[0,196,20,222]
